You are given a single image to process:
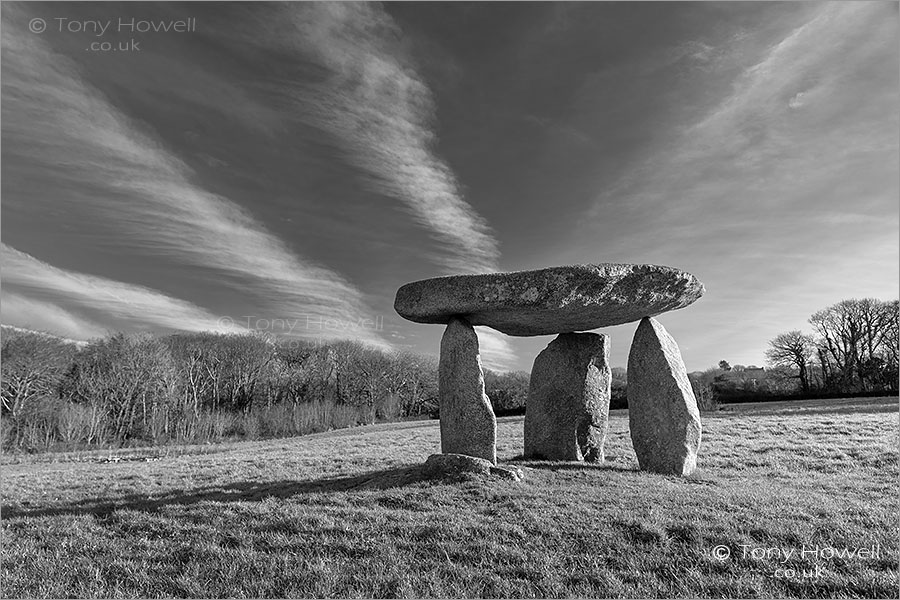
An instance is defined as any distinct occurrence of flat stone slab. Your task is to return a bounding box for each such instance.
[394,264,704,336]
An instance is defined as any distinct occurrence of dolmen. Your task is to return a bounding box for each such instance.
[394,263,705,476]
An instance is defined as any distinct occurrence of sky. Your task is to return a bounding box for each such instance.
[2,1,898,372]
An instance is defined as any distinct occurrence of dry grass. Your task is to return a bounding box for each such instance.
[2,397,897,598]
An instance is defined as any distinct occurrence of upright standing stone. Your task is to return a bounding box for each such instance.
[628,317,701,475]
[524,332,611,461]
[439,316,497,463]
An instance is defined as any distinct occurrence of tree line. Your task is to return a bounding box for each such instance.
[1,324,717,454]
[686,298,897,404]
[0,327,537,453]
[765,298,898,395]
[7,297,889,453]
[2,329,420,452]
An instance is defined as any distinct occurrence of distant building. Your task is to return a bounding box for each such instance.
[718,366,767,383]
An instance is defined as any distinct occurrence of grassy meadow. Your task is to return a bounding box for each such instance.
[1,396,897,598]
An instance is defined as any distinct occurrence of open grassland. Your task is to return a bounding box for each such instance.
[2,397,897,598]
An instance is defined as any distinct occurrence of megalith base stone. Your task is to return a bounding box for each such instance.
[424,454,524,481]
[439,317,497,463]
[524,332,611,461]
[627,317,701,476]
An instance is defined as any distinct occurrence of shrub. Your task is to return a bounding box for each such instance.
[484,370,529,415]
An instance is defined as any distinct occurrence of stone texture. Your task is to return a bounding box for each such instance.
[394,263,704,336]
[627,317,702,476]
[438,317,497,463]
[491,464,525,481]
[424,454,525,481]
[524,332,611,461]
[424,453,492,477]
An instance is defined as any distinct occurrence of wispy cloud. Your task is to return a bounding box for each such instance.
[679,3,897,168]
[254,3,516,367]
[585,2,898,252]
[2,8,391,350]
[1,291,108,341]
[275,3,501,276]
[474,327,520,373]
[2,244,245,337]
[575,2,898,368]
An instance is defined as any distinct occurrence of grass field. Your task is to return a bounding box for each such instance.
[2,396,897,598]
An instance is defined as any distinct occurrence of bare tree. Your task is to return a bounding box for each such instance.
[881,300,899,391]
[810,298,898,392]
[765,331,816,393]
[1,329,75,420]
[687,372,717,412]
[61,334,172,443]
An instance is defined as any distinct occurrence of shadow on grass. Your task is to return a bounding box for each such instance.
[2,465,435,520]
[3,458,705,520]
[508,456,721,487]
[508,455,638,473]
